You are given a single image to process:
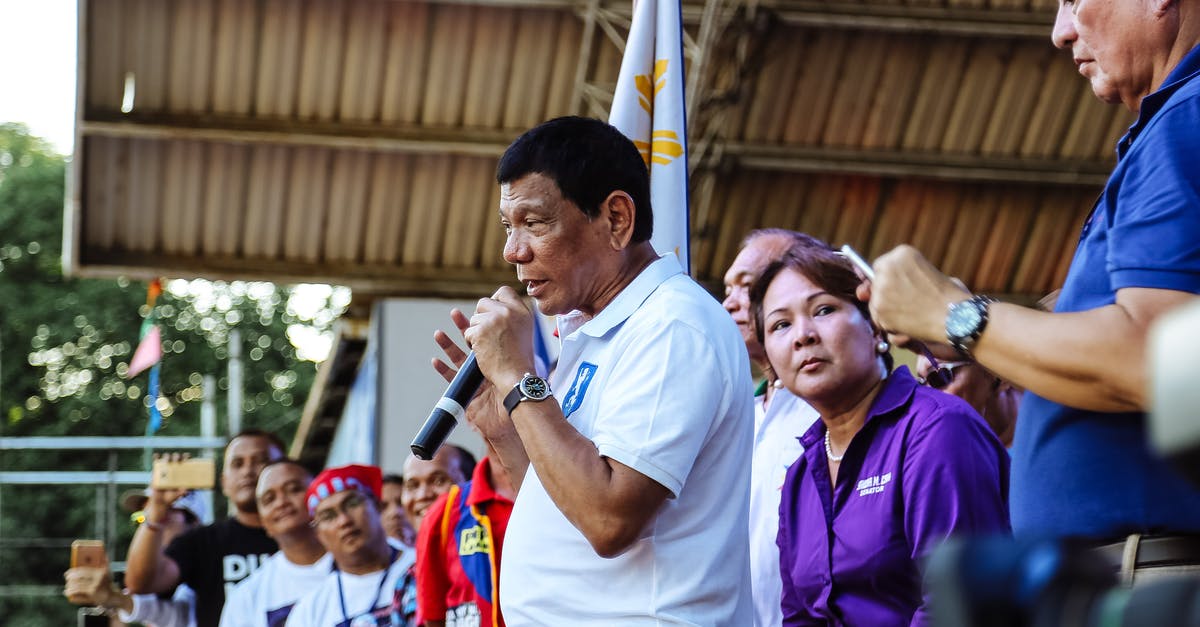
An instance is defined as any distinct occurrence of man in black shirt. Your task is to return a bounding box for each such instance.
[125,429,286,627]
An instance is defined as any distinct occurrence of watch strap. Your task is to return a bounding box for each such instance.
[503,384,524,415]
[503,374,551,416]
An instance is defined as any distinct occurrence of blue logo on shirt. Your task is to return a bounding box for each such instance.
[561,362,598,419]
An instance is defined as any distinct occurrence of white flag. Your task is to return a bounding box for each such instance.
[609,0,690,272]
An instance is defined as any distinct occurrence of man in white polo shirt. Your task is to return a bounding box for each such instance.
[434,116,753,625]
[722,229,822,627]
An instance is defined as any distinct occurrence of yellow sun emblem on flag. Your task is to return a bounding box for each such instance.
[633,59,685,167]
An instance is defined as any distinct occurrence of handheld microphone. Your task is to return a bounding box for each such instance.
[411,352,486,460]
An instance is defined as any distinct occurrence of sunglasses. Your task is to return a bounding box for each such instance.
[919,360,971,389]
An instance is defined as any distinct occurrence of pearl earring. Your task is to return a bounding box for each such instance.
[876,340,889,354]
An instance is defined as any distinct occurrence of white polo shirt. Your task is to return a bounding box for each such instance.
[749,387,818,627]
[500,255,754,626]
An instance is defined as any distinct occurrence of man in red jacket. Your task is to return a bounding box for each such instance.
[414,448,515,627]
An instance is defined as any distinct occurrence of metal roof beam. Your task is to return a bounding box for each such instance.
[72,250,522,300]
[0,436,227,450]
[0,471,151,485]
[80,119,513,157]
[456,0,1055,38]
[765,2,1054,38]
[572,0,1055,38]
[721,144,1112,186]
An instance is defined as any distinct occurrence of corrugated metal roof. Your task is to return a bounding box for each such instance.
[69,0,1129,300]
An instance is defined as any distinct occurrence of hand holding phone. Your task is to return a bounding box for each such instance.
[151,457,215,490]
[840,244,875,281]
[70,540,107,569]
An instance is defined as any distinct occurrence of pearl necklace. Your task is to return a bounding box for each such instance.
[824,430,844,463]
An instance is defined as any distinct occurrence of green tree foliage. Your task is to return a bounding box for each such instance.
[0,123,348,624]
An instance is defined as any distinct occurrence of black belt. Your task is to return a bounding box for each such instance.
[1093,534,1200,569]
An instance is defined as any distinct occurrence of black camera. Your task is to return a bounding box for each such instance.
[927,536,1200,627]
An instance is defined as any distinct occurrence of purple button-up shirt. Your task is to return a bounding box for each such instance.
[778,367,1010,627]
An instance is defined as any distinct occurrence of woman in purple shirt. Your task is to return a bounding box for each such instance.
[750,242,1010,627]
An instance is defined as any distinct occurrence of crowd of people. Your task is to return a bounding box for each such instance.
[62,1,1200,622]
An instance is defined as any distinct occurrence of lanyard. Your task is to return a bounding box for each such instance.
[335,546,399,624]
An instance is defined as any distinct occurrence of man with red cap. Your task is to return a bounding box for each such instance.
[286,464,415,626]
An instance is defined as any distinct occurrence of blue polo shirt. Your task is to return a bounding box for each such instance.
[1010,45,1200,541]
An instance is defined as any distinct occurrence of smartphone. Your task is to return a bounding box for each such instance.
[152,457,215,489]
[840,244,875,280]
[70,539,108,569]
[78,608,110,627]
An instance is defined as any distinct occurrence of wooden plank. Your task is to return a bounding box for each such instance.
[862,35,924,150]
[869,179,922,256]
[441,157,494,268]
[832,175,882,247]
[782,30,844,145]
[201,143,249,257]
[325,149,371,263]
[824,33,888,148]
[424,5,476,126]
[403,154,453,265]
[901,38,969,151]
[1019,55,1078,158]
[973,186,1036,291]
[340,0,387,122]
[941,39,1009,153]
[380,1,431,124]
[979,44,1048,155]
[362,153,411,265]
[257,0,302,117]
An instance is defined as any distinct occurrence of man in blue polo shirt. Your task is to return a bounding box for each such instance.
[859,0,1200,585]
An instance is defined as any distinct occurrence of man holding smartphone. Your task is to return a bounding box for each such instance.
[64,491,209,626]
[125,429,285,627]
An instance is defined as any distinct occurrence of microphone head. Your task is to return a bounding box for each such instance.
[410,405,460,460]
[411,352,480,460]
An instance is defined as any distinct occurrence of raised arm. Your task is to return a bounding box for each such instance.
[123,487,185,594]
[456,287,672,558]
[433,308,530,490]
[864,245,1194,413]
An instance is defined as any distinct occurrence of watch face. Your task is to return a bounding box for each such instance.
[947,302,983,338]
[521,376,550,399]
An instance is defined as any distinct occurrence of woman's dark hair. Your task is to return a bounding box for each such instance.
[496,116,653,243]
[749,240,894,372]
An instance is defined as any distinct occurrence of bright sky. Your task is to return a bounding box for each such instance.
[0,1,346,362]
[0,1,77,154]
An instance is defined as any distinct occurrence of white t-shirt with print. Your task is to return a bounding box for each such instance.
[219,551,333,627]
